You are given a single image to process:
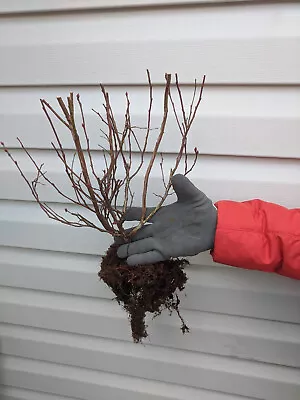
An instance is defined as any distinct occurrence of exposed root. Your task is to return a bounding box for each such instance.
[99,244,189,343]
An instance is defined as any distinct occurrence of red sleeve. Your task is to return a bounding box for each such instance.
[211,199,300,280]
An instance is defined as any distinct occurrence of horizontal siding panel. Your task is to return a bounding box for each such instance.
[1,3,300,400]
[1,192,300,256]
[0,199,113,253]
[1,246,300,324]
[2,115,300,158]
[0,386,77,400]
[0,286,300,366]
[1,3,299,85]
[0,0,262,14]
[1,153,300,206]
[2,114,299,159]
[0,175,299,255]
[1,5,299,46]
[1,245,300,296]
[1,4,300,85]
[0,312,300,367]
[1,148,298,264]
[0,348,299,399]
[1,38,299,86]
[0,217,111,255]
[0,355,255,400]
[1,85,299,158]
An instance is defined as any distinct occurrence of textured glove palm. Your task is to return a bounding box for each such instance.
[117,174,217,265]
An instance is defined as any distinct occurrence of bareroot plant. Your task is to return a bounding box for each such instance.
[2,71,205,343]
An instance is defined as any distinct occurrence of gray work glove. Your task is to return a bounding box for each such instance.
[117,174,217,266]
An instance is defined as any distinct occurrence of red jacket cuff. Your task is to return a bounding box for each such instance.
[211,200,282,273]
[210,199,300,280]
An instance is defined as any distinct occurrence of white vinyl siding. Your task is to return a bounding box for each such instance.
[0,1,300,399]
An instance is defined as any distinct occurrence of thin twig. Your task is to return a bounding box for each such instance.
[2,71,205,242]
[140,73,171,222]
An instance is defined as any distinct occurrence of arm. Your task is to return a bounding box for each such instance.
[212,199,300,280]
[117,174,300,280]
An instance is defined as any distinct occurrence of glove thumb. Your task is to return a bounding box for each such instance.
[171,174,205,202]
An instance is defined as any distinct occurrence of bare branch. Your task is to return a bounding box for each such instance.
[2,71,205,242]
[185,147,199,176]
[141,73,171,222]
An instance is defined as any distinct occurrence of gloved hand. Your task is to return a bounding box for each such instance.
[117,174,217,266]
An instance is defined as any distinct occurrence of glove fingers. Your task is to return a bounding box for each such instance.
[126,250,165,266]
[131,224,155,241]
[123,206,156,222]
[114,223,155,245]
[171,174,206,202]
[117,237,157,258]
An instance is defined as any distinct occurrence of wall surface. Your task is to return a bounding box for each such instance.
[0,1,300,399]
